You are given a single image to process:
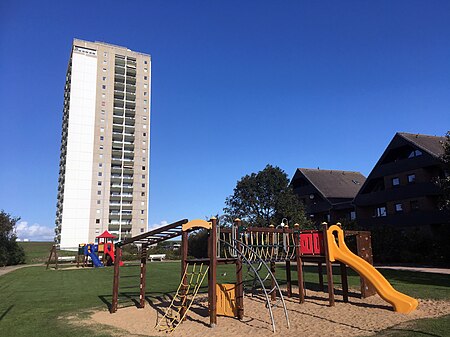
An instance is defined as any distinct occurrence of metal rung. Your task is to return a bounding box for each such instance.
[120,275,141,278]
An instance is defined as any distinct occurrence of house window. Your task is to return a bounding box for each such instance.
[102,76,106,81]
[392,177,400,187]
[100,136,104,141]
[142,175,145,179]
[143,132,146,136]
[97,200,101,205]
[374,206,387,217]
[141,210,144,214]
[96,219,100,224]
[410,200,420,211]
[144,76,148,80]
[144,60,147,64]
[395,203,403,213]
[350,211,356,221]
[97,191,101,195]
[140,228,145,233]
[408,149,423,158]
[407,174,416,184]
[142,183,145,187]
[98,172,102,176]
[141,192,145,196]
[102,85,106,89]
[98,181,102,186]
[142,166,146,170]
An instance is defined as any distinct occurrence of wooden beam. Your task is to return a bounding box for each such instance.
[111,246,122,313]
[209,217,217,327]
[139,245,148,308]
[322,222,335,307]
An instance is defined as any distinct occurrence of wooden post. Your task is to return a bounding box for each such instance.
[294,226,305,303]
[209,217,217,327]
[139,245,148,308]
[340,262,349,303]
[318,262,324,291]
[180,230,189,320]
[322,222,335,306]
[46,245,58,270]
[111,245,122,313]
[234,219,244,320]
[286,260,292,297]
[356,232,377,298]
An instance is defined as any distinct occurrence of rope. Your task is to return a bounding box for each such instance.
[156,263,209,333]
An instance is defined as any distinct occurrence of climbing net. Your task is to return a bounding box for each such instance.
[220,228,297,262]
[156,263,209,334]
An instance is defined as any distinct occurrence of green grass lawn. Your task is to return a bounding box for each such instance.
[0,262,449,337]
[18,242,76,264]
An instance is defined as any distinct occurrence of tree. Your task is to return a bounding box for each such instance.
[224,165,310,228]
[0,210,25,266]
[436,131,450,210]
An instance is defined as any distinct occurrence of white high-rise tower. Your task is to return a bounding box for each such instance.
[55,39,151,249]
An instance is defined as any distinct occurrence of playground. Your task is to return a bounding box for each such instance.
[80,218,447,336]
[0,259,450,337]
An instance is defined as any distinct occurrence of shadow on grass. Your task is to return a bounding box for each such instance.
[378,269,450,288]
[0,305,13,321]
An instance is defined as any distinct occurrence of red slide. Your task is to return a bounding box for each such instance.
[105,243,124,266]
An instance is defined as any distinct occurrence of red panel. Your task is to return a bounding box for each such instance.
[300,233,313,254]
[313,232,324,255]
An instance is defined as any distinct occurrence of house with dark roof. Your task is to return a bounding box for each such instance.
[354,132,449,229]
[291,168,366,225]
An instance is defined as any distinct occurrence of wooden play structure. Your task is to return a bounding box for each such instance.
[46,230,122,269]
[110,218,418,334]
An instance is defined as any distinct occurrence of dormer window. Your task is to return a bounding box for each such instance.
[408,149,422,158]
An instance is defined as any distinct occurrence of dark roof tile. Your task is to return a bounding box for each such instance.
[297,168,366,199]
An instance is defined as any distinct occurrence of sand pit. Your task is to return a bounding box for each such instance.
[86,287,450,337]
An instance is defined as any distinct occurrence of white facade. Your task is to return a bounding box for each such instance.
[59,50,97,249]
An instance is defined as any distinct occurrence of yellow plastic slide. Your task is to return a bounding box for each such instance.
[326,225,418,313]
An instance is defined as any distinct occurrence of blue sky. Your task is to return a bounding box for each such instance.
[1,1,449,240]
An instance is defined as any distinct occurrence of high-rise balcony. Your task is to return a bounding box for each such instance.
[126,84,136,93]
[114,83,125,92]
[126,77,136,86]
[113,116,124,125]
[115,58,126,67]
[125,110,135,118]
[123,138,134,146]
[126,68,136,77]
[125,101,135,110]
[113,107,124,115]
[124,118,135,127]
[114,99,124,108]
[115,66,125,76]
[125,93,136,101]
[112,133,123,142]
[126,59,136,67]
[114,91,124,100]
[114,74,125,83]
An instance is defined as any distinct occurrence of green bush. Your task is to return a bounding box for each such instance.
[0,210,25,266]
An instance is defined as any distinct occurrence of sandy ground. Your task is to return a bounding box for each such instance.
[85,287,450,337]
